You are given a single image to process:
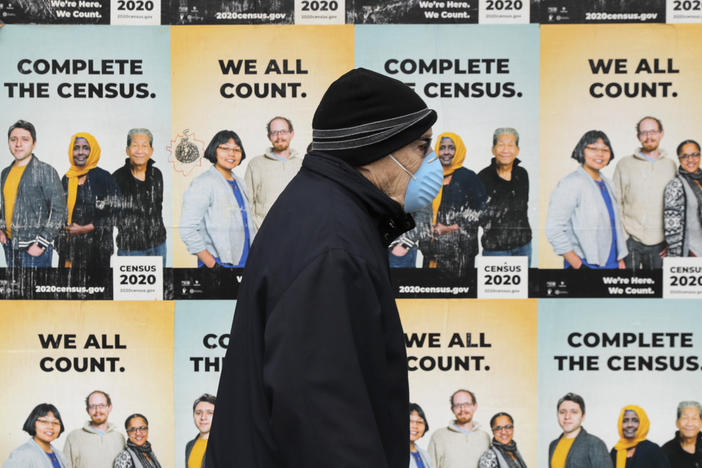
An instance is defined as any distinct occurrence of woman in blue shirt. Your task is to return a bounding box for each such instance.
[409,403,431,468]
[546,130,628,269]
[4,403,68,468]
[180,130,256,268]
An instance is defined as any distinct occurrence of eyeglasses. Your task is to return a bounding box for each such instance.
[217,145,242,154]
[417,137,435,159]
[638,130,660,137]
[37,418,61,428]
[126,426,148,434]
[88,404,108,411]
[585,145,611,155]
[492,424,514,432]
[269,130,290,137]
[452,402,474,409]
[679,152,701,160]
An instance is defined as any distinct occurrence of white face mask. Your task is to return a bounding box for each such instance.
[390,151,443,212]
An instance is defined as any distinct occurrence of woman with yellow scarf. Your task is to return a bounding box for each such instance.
[610,405,670,468]
[419,132,487,277]
[58,133,120,270]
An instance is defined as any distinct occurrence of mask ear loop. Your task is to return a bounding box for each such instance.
[389,154,417,181]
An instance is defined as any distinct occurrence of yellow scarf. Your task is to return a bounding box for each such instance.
[431,132,467,224]
[613,405,650,468]
[65,132,101,225]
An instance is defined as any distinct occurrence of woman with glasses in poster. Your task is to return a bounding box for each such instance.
[113,414,161,468]
[664,139,702,257]
[179,130,256,268]
[479,412,527,468]
[4,403,68,467]
[546,130,628,269]
[409,403,431,468]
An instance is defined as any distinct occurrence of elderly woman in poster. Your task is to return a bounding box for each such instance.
[58,132,120,270]
[610,405,670,468]
[664,139,702,257]
[179,130,255,268]
[546,130,627,269]
[419,131,486,276]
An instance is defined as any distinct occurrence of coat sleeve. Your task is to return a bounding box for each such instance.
[179,177,211,255]
[62,434,75,468]
[427,433,443,468]
[243,162,263,229]
[263,248,401,468]
[590,437,614,468]
[37,164,67,248]
[545,176,580,256]
[663,177,685,257]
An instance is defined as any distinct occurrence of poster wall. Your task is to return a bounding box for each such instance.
[1,16,702,468]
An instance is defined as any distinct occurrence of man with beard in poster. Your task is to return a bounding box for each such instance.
[613,116,677,270]
[549,393,612,468]
[428,389,490,468]
[244,116,303,229]
[63,390,125,468]
[205,68,441,468]
[662,401,702,468]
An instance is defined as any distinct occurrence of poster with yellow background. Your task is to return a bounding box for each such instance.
[169,25,354,266]
[0,301,175,466]
[538,24,702,267]
[399,299,538,466]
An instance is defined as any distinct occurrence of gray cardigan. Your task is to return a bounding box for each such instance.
[548,427,613,468]
[179,165,256,265]
[3,438,68,468]
[546,166,628,266]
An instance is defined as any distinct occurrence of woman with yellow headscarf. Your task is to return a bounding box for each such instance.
[418,132,487,277]
[57,132,120,270]
[610,405,670,468]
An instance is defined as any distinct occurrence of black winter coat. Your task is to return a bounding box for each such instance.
[206,152,414,468]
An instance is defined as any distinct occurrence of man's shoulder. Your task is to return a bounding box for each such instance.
[22,156,59,177]
[614,153,639,170]
[576,428,608,448]
[430,426,455,443]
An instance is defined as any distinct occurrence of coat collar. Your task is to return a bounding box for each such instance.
[303,151,415,246]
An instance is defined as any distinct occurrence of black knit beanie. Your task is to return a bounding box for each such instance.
[312,68,437,166]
